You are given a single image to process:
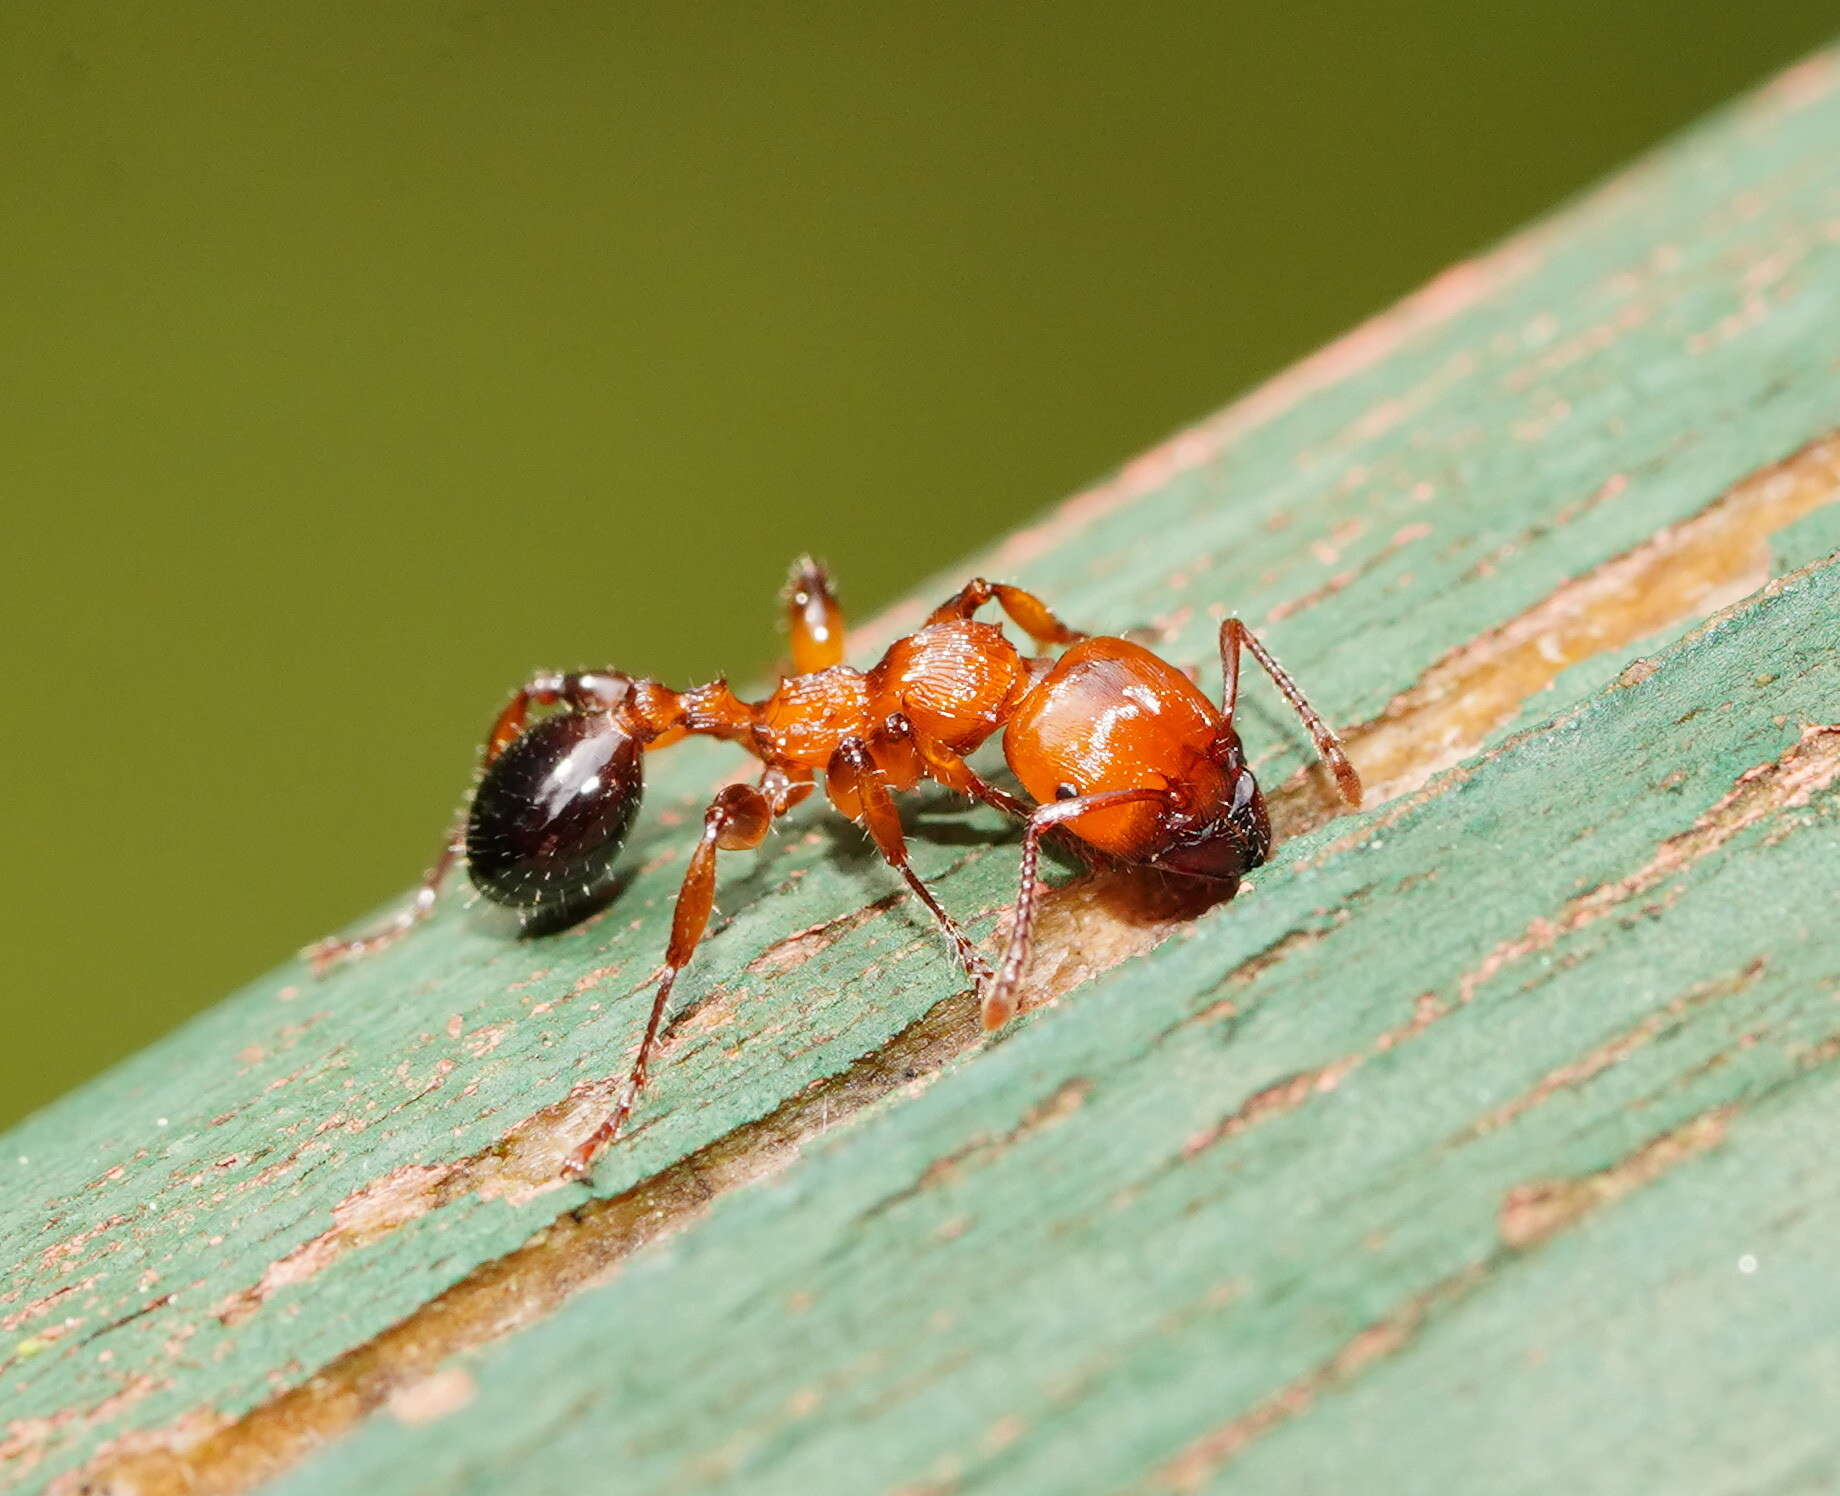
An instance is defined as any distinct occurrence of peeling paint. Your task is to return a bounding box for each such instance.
[1498,1109,1733,1250]
[1301,436,1840,832]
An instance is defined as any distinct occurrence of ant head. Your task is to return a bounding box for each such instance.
[467,709,646,932]
[1148,736,1270,882]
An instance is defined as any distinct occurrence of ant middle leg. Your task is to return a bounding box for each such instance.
[565,780,780,1177]
[308,669,636,973]
[826,737,992,987]
[758,760,817,815]
[1217,620,1362,806]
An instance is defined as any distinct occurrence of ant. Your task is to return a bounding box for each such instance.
[310,558,1361,1176]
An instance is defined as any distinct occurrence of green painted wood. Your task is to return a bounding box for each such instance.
[5,44,1840,1496]
[280,563,1840,1496]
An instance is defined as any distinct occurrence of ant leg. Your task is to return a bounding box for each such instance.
[783,555,846,675]
[926,578,1088,650]
[1218,619,1362,807]
[913,735,1107,871]
[827,739,992,986]
[306,818,467,973]
[483,670,633,759]
[758,760,817,815]
[912,734,1031,820]
[982,788,1175,1030]
[565,781,777,1177]
[308,669,635,973]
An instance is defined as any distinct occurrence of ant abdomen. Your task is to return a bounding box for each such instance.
[465,709,644,932]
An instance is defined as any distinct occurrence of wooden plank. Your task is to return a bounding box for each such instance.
[276,562,1840,1496]
[5,44,1840,1496]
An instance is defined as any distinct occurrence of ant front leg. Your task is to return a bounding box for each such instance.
[827,738,992,987]
[784,555,846,675]
[1218,620,1362,806]
[308,669,634,974]
[926,577,1088,651]
[565,780,779,1178]
[981,787,1175,1030]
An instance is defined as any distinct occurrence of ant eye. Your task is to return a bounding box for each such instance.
[1055,782,1080,800]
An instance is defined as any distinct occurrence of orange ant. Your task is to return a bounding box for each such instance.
[310,558,1361,1176]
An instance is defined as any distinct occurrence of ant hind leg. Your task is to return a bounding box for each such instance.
[565,780,779,1178]
[305,817,466,973]
[308,668,637,974]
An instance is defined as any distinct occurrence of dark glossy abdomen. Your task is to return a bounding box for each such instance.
[466,710,644,932]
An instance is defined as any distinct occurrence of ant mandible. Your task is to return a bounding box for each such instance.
[310,558,1361,1176]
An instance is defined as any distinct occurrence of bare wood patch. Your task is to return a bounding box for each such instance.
[58,875,1205,1496]
[1454,959,1768,1142]
[743,892,905,978]
[1498,1108,1733,1249]
[1455,723,1840,1005]
[1181,1064,1356,1159]
[1176,723,1833,1164]
[1273,434,1840,841]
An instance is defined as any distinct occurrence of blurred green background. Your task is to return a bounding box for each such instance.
[2,4,1832,1129]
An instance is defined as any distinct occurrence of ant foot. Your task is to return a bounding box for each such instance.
[977,974,1021,1032]
[303,908,421,976]
[562,1114,624,1181]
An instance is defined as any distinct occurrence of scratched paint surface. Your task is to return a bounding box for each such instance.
[4,47,1840,1496]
